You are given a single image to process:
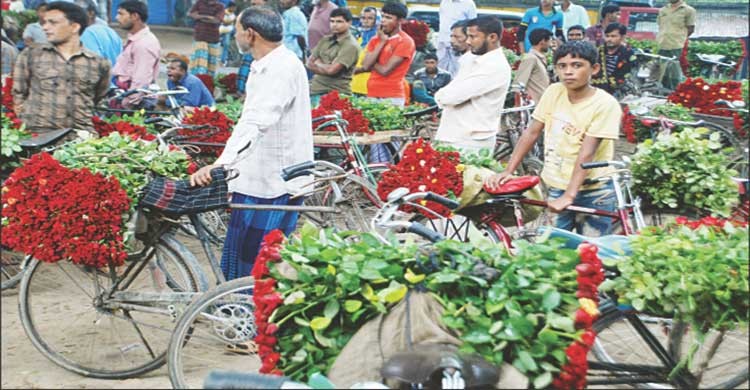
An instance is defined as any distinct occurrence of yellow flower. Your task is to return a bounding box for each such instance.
[456,164,465,173]
[420,200,427,206]
[431,178,437,183]
[416,148,424,154]
[579,298,599,317]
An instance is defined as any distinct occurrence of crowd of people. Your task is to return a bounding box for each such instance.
[0,0,698,283]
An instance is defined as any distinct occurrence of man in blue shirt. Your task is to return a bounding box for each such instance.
[279,0,307,61]
[517,0,564,54]
[78,0,122,66]
[166,58,215,108]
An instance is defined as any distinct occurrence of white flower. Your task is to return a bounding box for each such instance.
[418,185,426,191]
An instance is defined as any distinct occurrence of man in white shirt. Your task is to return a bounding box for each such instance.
[190,6,314,282]
[437,0,476,74]
[556,0,590,38]
[434,15,511,153]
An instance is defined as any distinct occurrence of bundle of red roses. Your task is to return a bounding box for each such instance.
[195,73,215,95]
[178,107,235,156]
[501,27,521,55]
[621,105,637,144]
[311,90,371,134]
[552,243,605,389]
[91,115,156,141]
[1,153,130,268]
[401,19,430,49]
[251,230,286,375]
[667,78,743,117]
[217,73,238,95]
[377,139,463,218]
[2,76,13,112]
[674,215,747,229]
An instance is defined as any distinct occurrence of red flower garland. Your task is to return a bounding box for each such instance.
[195,73,215,95]
[218,73,238,95]
[91,115,156,141]
[178,107,235,156]
[675,215,747,229]
[401,19,430,49]
[621,105,637,144]
[2,76,13,112]
[553,243,605,389]
[251,230,286,376]
[501,27,521,54]
[668,78,743,117]
[1,153,130,267]
[311,91,371,134]
[377,139,463,218]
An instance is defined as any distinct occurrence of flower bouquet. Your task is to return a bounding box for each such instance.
[311,91,371,134]
[178,106,235,157]
[252,225,605,389]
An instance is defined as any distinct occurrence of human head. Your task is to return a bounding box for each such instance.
[227,1,236,12]
[235,6,283,54]
[117,0,148,30]
[529,28,552,52]
[466,16,502,56]
[553,41,600,90]
[450,20,468,54]
[380,2,407,35]
[43,1,88,44]
[36,2,49,21]
[250,0,267,6]
[540,0,554,9]
[423,53,438,73]
[329,7,352,35]
[74,0,98,24]
[278,0,296,10]
[360,6,377,29]
[567,25,585,41]
[167,58,188,83]
[600,4,621,24]
[604,22,626,49]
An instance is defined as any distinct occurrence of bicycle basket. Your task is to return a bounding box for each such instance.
[139,167,231,216]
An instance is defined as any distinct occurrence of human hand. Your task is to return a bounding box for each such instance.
[377,25,388,41]
[190,164,218,187]
[547,194,574,213]
[483,170,513,190]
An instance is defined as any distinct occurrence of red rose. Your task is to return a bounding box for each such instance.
[580,330,596,347]
[574,308,594,329]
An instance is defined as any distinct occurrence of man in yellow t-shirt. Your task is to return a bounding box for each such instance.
[485,41,622,235]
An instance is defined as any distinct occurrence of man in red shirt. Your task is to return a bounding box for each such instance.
[354,2,415,107]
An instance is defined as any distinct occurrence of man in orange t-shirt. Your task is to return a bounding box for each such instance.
[354,2,415,106]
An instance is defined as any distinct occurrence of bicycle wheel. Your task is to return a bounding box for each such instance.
[18,234,205,379]
[591,308,749,388]
[1,249,27,290]
[328,166,387,232]
[168,276,258,389]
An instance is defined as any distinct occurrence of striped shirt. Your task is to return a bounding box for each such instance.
[12,43,110,133]
[214,45,314,198]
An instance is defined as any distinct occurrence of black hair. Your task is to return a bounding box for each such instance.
[238,6,283,42]
[169,58,189,72]
[75,0,97,14]
[381,2,407,19]
[45,1,89,35]
[567,24,585,34]
[529,28,552,45]
[466,15,503,38]
[553,40,598,65]
[330,7,352,22]
[424,53,438,61]
[362,6,377,14]
[601,4,620,19]
[227,1,236,7]
[450,19,467,35]
[36,2,48,11]
[604,22,626,36]
[118,0,149,23]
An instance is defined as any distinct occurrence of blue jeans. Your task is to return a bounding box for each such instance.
[220,31,234,64]
[548,182,616,236]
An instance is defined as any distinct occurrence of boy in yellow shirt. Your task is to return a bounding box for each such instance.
[485,41,622,235]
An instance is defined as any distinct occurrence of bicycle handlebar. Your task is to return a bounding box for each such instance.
[407,222,446,243]
[499,102,536,114]
[403,105,439,118]
[281,161,316,180]
[633,49,676,61]
[581,160,628,170]
[423,192,461,210]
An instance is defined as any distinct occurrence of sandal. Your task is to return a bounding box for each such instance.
[225,340,257,355]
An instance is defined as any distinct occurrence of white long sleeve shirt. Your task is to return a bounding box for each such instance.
[438,0,477,44]
[434,47,511,150]
[214,45,314,198]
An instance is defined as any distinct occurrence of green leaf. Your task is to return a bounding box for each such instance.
[293,317,310,327]
[310,317,331,331]
[542,290,561,311]
[463,330,493,344]
[488,320,504,335]
[549,314,575,333]
[533,371,552,389]
[323,300,340,319]
[344,300,362,313]
[517,350,538,372]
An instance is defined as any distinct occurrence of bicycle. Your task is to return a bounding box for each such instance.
[493,84,544,176]
[696,53,737,81]
[629,49,681,97]
[96,85,190,123]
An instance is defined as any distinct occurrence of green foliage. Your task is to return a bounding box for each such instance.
[215,96,244,123]
[435,144,504,172]
[3,10,38,33]
[686,40,744,78]
[1,114,29,171]
[601,223,749,333]
[271,225,583,387]
[633,103,697,143]
[347,96,423,131]
[626,38,659,53]
[631,127,739,216]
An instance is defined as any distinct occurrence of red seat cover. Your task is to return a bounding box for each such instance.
[483,176,540,195]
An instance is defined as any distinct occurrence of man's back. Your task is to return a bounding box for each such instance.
[515,49,549,102]
[81,23,123,66]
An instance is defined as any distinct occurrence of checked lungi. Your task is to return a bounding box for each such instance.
[220,193,303,281]
[190,41,222,77]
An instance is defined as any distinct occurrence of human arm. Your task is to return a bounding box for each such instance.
[514,55,535,87]
[93,60,111,105]
[11,48,30,111]
[434,65,510,106]
[686,8,696,37]
[484,118,545,188]
[359,33,387,72]
[296,36,307,56]
[517,24,528,54]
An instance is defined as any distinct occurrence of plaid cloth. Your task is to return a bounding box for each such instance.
[139,168,229,216]
[221,192,303,281]
[190,41,222,77]
[236,53,254,94]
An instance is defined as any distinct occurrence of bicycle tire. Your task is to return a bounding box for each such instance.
[1,250,27,290]
[591,308,749,388]
[18,235,205,379]
[168,276,258,389]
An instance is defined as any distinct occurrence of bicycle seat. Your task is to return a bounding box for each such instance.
[536,226,631,260]
[381,344,499,387]
[19,128,73,148]
[483,176,540,195]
